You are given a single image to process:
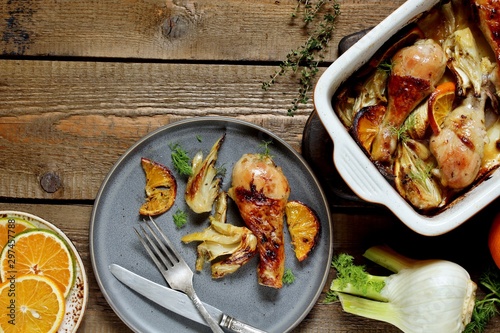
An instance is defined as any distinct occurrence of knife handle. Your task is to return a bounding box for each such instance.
[219,314,268,333]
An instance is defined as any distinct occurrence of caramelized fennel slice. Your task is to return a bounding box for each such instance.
[185,134,225,213]
[181,191,257,279]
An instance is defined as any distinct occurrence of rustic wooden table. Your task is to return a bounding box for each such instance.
[0,0,499,332]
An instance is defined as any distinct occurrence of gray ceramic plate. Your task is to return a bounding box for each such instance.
[90,117,332,333]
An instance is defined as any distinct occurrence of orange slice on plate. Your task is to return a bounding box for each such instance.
[0,274,65,333]
[139,157,177,216]
[428,81,456,135]
[0,229,76,297]
[285,201,320,262]
[0,217,34,253]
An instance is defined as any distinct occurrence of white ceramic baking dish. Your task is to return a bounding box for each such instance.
[314,0,500,236]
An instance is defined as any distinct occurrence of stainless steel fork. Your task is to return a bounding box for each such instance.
[134,216,224,333]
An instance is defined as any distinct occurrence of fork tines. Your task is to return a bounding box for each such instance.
[134,216,180,272]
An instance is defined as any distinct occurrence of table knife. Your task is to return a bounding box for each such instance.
[109,264,267,333]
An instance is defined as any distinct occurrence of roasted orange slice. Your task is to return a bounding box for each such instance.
[351,104,386,153]
[139,157,177,216]
[285,200,320,262]
[428,81,456,134]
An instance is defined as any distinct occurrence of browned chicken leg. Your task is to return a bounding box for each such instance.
[228,153,290,288]
[371,39,447,162]
[430,92,488,189]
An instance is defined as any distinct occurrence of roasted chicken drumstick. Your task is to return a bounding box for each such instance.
[430,92,488,189]
[371,39,447,162]
[228,153,290,289]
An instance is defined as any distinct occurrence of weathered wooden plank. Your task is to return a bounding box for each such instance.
[0,0,405,60]
[0,59,315,200]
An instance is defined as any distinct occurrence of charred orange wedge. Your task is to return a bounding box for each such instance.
[285,201,320,262]
[428,81,456,135]
[139,157,177,216]
[351,104,386,154]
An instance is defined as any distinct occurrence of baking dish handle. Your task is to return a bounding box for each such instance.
[332,141,396,205]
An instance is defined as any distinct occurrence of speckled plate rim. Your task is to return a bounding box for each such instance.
[89,116,333,333]
[0,210,89,333]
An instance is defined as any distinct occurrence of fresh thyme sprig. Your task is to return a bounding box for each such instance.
[292,0,323,23]
[258,140,274,159]
[378,60,393,72]
[262,0,341,116]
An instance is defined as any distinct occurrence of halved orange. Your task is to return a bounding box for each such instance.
[0,216,34,253]
[285,201,320,262]
[428,81,456,134]
[139,157,177,216]
[0,274,65,333]
[0,229,75,298]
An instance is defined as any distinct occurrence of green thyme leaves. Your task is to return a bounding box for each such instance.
[263,0,341,116]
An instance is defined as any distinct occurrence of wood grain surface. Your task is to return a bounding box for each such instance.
[1,0,499,332]
[1,0,399,60]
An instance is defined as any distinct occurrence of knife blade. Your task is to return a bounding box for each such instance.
[109,264,267,333]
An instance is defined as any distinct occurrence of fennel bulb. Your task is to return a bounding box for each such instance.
[330,245,477,333]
